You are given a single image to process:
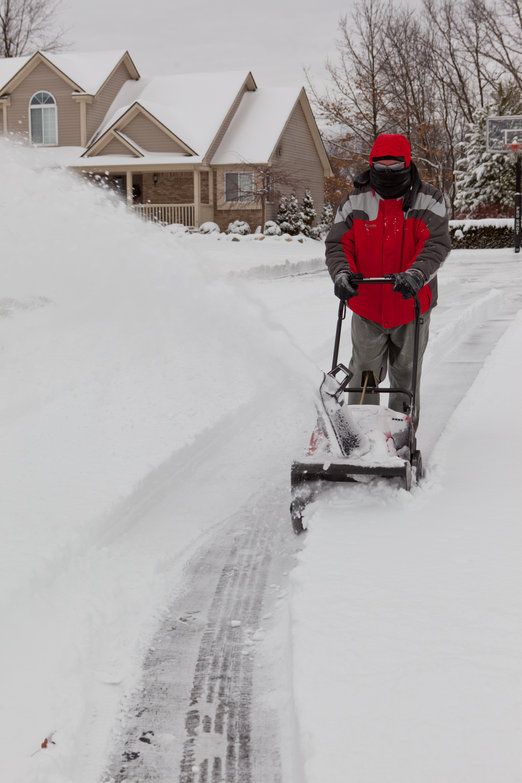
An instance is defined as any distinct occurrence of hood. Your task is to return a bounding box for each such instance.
[369,133,411,166]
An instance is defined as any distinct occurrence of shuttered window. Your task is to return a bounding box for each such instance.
[30,92,58,145]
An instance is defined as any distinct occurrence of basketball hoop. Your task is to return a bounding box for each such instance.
[508,140,522,156]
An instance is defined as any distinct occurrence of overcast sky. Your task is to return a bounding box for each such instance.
[57,0,354,90]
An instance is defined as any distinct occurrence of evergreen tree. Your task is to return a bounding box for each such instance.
[276,192,306,235]
[276,194,290,231]
[311,202,335,239]
[301,190,316,236]
[319,202,334,231]
[454,100,517,218]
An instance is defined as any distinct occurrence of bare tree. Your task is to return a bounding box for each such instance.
[307,0,390,159]
[226,160,310,226]
[0,0,65,58]
[476,0,522,90]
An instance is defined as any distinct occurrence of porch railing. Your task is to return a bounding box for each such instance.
[133,203,195,227]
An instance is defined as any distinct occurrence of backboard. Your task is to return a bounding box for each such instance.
[486,115,522,152]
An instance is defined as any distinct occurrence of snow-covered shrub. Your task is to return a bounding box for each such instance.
[276,193,306,236]
[199,221,220,234]
[228,220,251,235]
[309,203,334,240]
[449,219,514,248]
[263,220,281,236]
[167,222,190,237]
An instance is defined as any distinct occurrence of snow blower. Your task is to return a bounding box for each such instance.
[290,277,424,534]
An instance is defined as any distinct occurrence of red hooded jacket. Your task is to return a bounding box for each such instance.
[325,136,451,328]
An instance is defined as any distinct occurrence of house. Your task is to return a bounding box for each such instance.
[0,49,332,229]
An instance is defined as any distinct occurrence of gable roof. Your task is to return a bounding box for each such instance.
[211,86,301,164]
[84,102,197,157]
[0,55,29,92]
[89,70,256,156]
[0,49,139,96]
[211,86,332,175]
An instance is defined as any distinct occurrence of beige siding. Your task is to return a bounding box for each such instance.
[86,62,134,142]
[6,61,81,145]
[269,100,325,220]
[100,136,137,156]
[122,113,187,153]
[204,83,248,162]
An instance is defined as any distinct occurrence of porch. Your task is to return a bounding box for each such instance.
[134,203,196,226]
[102,168,213,228]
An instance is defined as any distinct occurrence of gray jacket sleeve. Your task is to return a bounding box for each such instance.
[411,189,451,282]
[325,195,356,281]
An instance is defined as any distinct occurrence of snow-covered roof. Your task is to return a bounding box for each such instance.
[0,50,135,95]
[73,152,204,167]
[211,87,301,164]
[90,70,252,156]
[0,55,30,93]
[44,50,131,94]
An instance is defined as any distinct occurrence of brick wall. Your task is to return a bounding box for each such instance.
[211,166,263,231]
[142,171,194,204]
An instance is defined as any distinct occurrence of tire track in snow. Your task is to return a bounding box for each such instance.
[105,496,290,783]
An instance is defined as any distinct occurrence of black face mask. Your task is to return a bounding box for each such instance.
[369,166,412,199]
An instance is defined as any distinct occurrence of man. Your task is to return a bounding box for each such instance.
[325,133,451,428]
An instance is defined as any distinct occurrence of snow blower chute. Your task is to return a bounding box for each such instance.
[290,277,424,533]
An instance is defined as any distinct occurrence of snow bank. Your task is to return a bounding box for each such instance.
[290,311,522,783]
[0,139,310,783]
[166,225,325,275]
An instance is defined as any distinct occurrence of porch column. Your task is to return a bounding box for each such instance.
[0,96,11,135]
[126,171,133,205]
[193,169,200,228]
[208,169,214,205]
[79,100,87,147]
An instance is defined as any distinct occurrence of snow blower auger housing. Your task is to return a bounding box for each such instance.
[290,277,424,534]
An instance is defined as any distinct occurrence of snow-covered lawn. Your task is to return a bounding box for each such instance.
[167,225,325,275]
[1,139,521,782]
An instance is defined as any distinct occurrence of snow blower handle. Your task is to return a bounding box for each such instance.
[331,275,422,417]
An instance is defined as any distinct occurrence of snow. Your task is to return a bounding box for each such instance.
[0,138,312,783]
[44,50,130,95]
[0,50,129,96]
[450,218,513,231]
[290,288,522,782]
[77,151,204,166]
[211,86,301,164]
[166,228,325,275]
[2,132,522,782]
[0,54,30,91]
[91,71,251,155]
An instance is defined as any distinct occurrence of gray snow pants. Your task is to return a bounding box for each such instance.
[347,312,431,429]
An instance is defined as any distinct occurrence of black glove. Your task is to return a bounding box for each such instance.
[334,271,359,301]
[392,269,426,299]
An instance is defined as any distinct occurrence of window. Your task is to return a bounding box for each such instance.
[225,171,254,202]
[30,92,58,145]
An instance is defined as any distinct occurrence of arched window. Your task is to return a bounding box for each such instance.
[30,92,58,145]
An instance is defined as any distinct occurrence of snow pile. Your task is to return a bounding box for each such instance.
[0,138,309,783]
[290,311,522,783]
